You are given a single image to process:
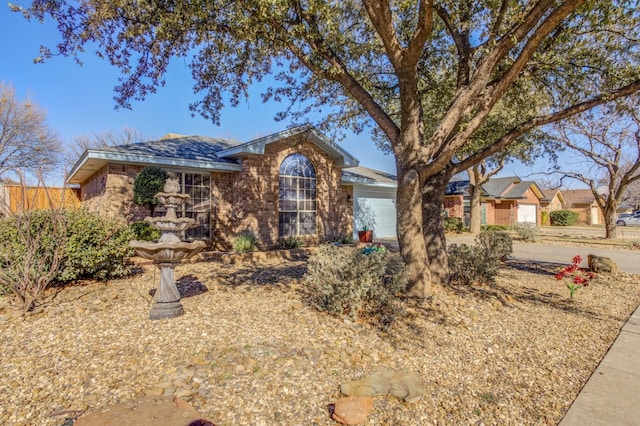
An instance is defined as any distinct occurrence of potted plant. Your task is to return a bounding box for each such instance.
[358,225,373,243]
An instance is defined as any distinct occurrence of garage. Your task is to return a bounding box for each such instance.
[517,203,537,224]
[353,185,397,238]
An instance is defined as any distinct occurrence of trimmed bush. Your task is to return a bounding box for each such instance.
[233,230,258,253]
[444,217,464,233]
[511,222,539,242]
[448,243,501,285]
[304,244,407,329]
[57,210,136,282]
[476,230,513,261]
[130,221,161,241]
[550,210,579,226]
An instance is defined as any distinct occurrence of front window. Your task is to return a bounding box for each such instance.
[278,154,317,237]
[155,171,211,240]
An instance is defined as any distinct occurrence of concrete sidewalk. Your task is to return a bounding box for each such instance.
[559,304,640,426]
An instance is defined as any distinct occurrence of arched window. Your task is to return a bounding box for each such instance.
[278,154,317,237]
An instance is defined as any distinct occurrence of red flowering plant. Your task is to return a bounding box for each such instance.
[555,255,596,299]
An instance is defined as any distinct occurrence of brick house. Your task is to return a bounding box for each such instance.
[444,176,546,226]
[67,126,397,249]
[562,189,605,225]
[539,189,566,225]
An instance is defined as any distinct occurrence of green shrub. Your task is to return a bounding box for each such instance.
[58,210,136,282]
[304,244,408,329]
[476,230,513,261]
[130,221,161,241]
[481,224,509,231]
[0,209,135,310]
[511,222,539,242]
[448,243,501,285]
[444,217,464,233]
[550,210,579,226]
[278,235,303,249]
[233,230,258,253]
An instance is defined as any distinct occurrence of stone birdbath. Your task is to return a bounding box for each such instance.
[129,178,206,320]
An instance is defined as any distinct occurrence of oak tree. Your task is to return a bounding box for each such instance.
[18,0,640,296]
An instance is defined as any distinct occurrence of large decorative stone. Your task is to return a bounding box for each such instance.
[340,369,425,403]
[331,396,373,425]
[74,396,213,426]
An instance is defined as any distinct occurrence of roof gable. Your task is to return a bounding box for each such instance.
[217,125,359,168]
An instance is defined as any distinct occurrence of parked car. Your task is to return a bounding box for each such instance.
[617,211,640,226]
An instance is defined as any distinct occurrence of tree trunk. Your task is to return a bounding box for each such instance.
[603,204,618,239]
[396,167,431,297]
[422,170,452,289]
[468,182,482,234]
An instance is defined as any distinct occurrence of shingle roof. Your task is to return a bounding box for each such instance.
[502,181,534,198]
[482,177,520,197]
[562,189,597,207]
[100,134,242,165]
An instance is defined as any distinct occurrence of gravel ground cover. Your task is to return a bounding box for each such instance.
[0,254,638,425]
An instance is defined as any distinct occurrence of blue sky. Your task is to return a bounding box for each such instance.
[1,7,540,184]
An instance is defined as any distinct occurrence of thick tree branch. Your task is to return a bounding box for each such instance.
[450,80,640,175]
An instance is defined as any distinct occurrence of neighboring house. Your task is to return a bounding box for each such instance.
[0,183,80,216]
[562,189,605,225]
[67,126,397,249]
[540,188,566,225]
[444,176,546,226]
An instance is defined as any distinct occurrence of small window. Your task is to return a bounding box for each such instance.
[278,154,317,237]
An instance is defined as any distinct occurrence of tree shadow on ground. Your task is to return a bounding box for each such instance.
[201,263,308,292]
[460,259,605,320]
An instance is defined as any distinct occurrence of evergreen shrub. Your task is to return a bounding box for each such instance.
[304,244,407,329]
[550,210,579,226]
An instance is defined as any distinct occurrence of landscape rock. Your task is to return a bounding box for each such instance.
[331,396,373,425]
[341,369,425,403]
[74,396,210,426]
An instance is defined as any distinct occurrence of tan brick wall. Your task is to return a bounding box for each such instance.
[81,164,146,221]
[210,171,235,250]
[232,134,352,248]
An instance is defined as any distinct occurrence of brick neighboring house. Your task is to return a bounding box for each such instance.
[562,189,605,225]
[67,126,397,249]
[540,189,566,225]
[444,176,546,226]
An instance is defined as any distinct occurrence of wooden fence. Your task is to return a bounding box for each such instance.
[0,184,81,215]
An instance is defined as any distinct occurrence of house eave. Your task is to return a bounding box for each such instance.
[218,125,360,168]
[67,150,241,184]
[341,176,397,188]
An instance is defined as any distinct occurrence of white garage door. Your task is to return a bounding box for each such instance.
[353,186,397,238]
[517,204,537,224]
